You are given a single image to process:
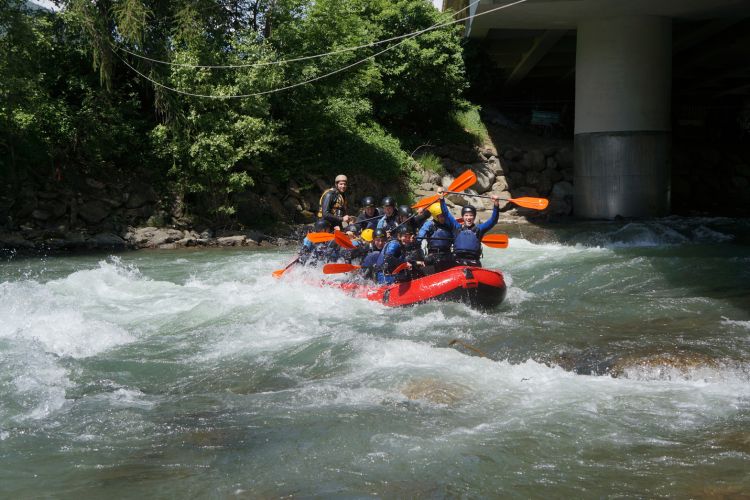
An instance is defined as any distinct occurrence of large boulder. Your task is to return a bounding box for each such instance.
[521,150,546,171]
[78,200,110,224]
[472,164,496,194]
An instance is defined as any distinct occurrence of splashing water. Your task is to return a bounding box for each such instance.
[1,218,749,497]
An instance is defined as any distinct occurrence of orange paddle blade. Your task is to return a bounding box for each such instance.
[509,197,549,210]
[412,170,477,209]
[272,269,285,279]
[334,230,356,249]
[307,232,335,243]
[391,262,409,275]
[412,193,439,210]
[449,169,476,192]
[481,234,509,248]
[322,263,361,274]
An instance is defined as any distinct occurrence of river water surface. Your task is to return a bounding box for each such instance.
[1,217,749,497]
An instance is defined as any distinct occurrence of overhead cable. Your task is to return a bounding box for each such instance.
[116,0,528,99]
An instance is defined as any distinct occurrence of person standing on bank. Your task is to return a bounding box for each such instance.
[318,174,351,230]
[439,191,501,267]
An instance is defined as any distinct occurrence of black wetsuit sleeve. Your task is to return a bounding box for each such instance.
[320,191,344,227]
[413,210,430,228]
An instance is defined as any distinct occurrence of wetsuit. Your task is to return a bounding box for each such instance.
[318,188,348,228]
[440,198,499,267]
[417,218,455,273]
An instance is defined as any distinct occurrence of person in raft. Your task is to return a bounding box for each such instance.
[439,190,501,267]
[317,174,351,230]
[298,220,339,266]
[376,196,398,236]
[375,224,425,284]
[359,227,387,280]
[339,224,368,265]
[417,202,455,274]
[355,196,381,231]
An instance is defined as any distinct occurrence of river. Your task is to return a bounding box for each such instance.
[1,217,749,497]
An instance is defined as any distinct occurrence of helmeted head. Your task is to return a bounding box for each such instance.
[372,227,387,248]
[395,223,414,243]
[397,205,413,222]
[314,219,331,232]
[334,174,348,192]
[345,224,360,236]
[382,196,396,216]
[428,202,445,223]
[362,196,376,216]
[461,205,476,225]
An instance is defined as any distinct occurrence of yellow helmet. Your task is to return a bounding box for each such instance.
[428,202,442,219]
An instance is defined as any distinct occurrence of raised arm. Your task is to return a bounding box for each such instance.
[439,198,461,230]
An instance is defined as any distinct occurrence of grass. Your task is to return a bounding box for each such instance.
[454,104,490,145]
[415,153,444,174]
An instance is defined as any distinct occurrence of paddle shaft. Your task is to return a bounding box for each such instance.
[444,190,498,201]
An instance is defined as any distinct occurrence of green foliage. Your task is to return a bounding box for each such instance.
[3,0,472,227]
[415,153,444,174]
[454,103,489,144]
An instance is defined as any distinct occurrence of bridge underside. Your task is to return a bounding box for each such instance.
[450,0,750,218]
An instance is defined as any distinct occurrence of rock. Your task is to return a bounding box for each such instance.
[441,175,455,190]
[85,178,105,190]
[87,233,127,249]
[217,235,246,246]
[492,176,509,193]
[440,157,463,174]
[472,164,496,194]
[551,181,574,200]
[562,168,574,182]
[508,171,525,187]
[521,150,546,171]
[78,200,110,224]
[546,157,558,170]
[0,233,34,249]
[546,197,572,216]
[487,156,506,176]
[503,148,523,162]
[129,227,184,248]
[32,209,52,221]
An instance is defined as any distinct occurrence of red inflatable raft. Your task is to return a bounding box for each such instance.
[323,266,507,309]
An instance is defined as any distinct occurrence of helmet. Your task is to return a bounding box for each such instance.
[461,205,477,216]
[313,219,330,232]
[345,224,360,235]
[381,196,396,208]
[428,202,442,219]
[361,196,376,208]
[397,205,413,218]
[372,228,386,239]
[334,174,348,183]
[395,224,414,236]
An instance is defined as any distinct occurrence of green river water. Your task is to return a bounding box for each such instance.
[1,217,749,498]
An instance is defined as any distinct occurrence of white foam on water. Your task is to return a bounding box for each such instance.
[721,317,750,330]
[276,336,750,444]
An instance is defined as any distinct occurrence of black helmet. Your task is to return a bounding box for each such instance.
[461,205,477,216]
[372,228,387,239]
[314,219,330,232]
[362,196,376,208]
[397,205,413,218]
[345,224,360,235]
[395,224,414,236]
[381,196,396,208]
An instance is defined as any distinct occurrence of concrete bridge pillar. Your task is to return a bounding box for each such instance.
[574,16,672,219]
